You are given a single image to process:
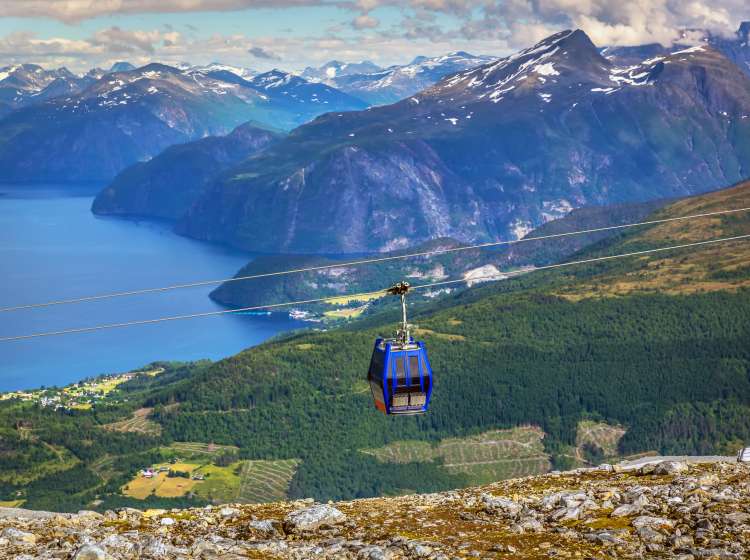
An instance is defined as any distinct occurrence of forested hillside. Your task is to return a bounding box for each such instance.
[1,181,748,511]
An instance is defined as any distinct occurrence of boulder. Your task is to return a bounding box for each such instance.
[637,526,666,544]
[358,545,391,560]
[632,516,675,530]
[654,461,689,476]
[724,512,750,526]
[73,545,113,560]
[610,503,642,517]
[248,519,283,536]
[481,493,522,516]
[220,506,240,518]
[284,504,347,533]
[1,527,37,546]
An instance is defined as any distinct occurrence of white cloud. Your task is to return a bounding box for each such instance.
[352,14,380,29]
[2,0,750,73]
[0,1,321,23]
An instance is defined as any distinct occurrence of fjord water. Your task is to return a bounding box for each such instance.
[0,186,304,392]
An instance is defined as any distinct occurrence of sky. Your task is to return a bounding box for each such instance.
[1,1,750,73]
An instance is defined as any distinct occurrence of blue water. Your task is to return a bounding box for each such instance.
[0,186,305,392]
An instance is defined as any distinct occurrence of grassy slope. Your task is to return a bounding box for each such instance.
[149,180,750,497]
[1,181,749,509]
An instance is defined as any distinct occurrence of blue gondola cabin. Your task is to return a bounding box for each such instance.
[368,337,433,414]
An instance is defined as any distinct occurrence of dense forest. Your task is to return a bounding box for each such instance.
[1,181,748,511]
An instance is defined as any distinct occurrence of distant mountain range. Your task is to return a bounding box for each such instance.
[0,62,365,183]
[0,64,94,117]
[303,52,496,105]
[159,28,750,254]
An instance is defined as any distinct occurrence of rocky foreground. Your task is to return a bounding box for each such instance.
[1,460,749,559]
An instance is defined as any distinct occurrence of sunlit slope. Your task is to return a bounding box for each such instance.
[548,179,750,299]
[148,180,750,501]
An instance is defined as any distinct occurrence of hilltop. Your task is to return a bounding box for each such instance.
[1,459,748,559]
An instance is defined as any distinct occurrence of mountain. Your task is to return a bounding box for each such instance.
[175,29,750,254]
[324,51,494,105]
[604,22,750,77]
[92,122,281,220]
[302,59,382,81]
[2,179,749,512]
[189,62,255,80]
[208,198,670,314]
[0,64,366,183]
[243,69,368,116]
[109,61,135,73]
[0,64,91,117]
[2,460,749,558]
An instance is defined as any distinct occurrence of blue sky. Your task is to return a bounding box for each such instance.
[0,1,748,73]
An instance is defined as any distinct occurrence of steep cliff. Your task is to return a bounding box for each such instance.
[92,122,281,220]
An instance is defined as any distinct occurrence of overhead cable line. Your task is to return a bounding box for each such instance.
[2,206,749,314]
[1,233,748,343]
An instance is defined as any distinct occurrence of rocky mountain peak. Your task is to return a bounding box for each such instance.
[429,28,609,105]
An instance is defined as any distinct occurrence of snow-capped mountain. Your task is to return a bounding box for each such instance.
[0,63,366,183]
[0,64,91,116]
[326,51,495,105]
[187,62,256,81]
[174,29,750,253]
[302,60,382,81]
[603,22,750,77]
[244,69,368,111]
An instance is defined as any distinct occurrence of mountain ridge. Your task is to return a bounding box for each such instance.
[0,62,366,184]
[174,29,750,254]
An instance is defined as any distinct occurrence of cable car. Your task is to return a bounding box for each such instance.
[368,282,433,415]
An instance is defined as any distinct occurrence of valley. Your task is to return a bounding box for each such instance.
[0,180,748,512]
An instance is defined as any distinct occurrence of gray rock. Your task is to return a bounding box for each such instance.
[99,534,138,555]
[610,503,642,517]
[724,511,750,525]
[654,461,689,476]
[517,518,544,532]
[481,493,522,515]
[1,527,37,546]
[670,534,694,548]
[248,519,281,536]
[358,545,391,560]
[632,515,675,530]
[219,506,240,518]
[284,504,347,532]
[73,544,112,560]
[637,526,666,544]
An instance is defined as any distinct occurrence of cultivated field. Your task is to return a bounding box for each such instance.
[237,459,300,503]
[575,420,627,464]
[102,407,162,436]
[363,426,551,485]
